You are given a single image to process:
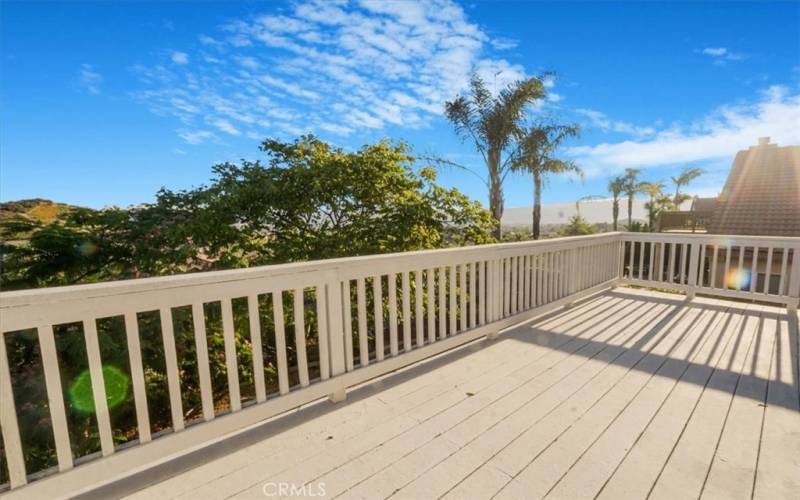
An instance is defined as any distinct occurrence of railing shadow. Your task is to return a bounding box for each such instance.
[504,292,799,413]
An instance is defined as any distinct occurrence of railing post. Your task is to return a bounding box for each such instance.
[613,236,624,287]
[788,247,800,312]
[325,271,347,402]
[687,242,701,300]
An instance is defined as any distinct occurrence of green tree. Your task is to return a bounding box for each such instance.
[671,167,704,206]
[510,123,582,240]
[623,168,641,229]
[444,74,546,238]
[639,181,666,231]
[558,215,596,236]
[1,136,494,290]
[607,176,625,231]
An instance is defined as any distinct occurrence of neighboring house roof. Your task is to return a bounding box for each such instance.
[707,137,800,237]
[691,197,717,213]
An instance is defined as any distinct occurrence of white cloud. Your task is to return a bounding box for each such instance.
[178,130,216,144]
[702,47,728,57]
[567,85,800,176]
[172,148,187,155]
[134,0,537,143]
[171,51,189,65]
[575,108,656,137]
[211,118,242,136]
[699,46,744,65]
[78,64,103,94]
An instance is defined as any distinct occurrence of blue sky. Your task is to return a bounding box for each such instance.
[2,0,799,210]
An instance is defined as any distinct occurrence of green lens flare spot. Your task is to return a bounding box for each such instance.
[68,365,130,414]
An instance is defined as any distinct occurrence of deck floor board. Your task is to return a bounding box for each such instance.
[118,288,798,500]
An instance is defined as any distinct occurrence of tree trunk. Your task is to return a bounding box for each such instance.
[487,148,503,239]
[627,194,633,229]
[532,174,542,240]
[612,198,619,231]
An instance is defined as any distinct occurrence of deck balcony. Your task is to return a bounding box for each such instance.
[1,232,798,499]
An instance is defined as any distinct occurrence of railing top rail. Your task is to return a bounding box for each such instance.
[0,232,621,308]
[621,232,800,246]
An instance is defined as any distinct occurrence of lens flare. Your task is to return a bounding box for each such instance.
[725,268,751,290]
[69,365,130,414]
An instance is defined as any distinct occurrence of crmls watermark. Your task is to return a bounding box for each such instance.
[262,482,327,497]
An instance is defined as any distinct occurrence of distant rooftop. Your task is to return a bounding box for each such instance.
[708,137,800,237]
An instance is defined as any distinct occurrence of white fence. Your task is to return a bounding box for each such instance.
[0,232,797,496]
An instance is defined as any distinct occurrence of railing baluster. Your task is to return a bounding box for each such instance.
[83,318,115,453]
[459,264,468,329]
[478,261,486,325]
[779,248,789,296]
[750,247,759,293]
[470,262,477,327]
[426,269,435,343]
[668,243,676,284]
[247,296,267,401]
[503,258,510,316]
[724,246,732,289]
[647,242,655,282]
[342,282,354,370]
[638,242,645,280]
[37,325,72,471]
[680,243,688,284]
[788,249,800,310]
[388,273,399,354]
[402,271,412,351]
[191,304,214,420]
[272,292,290,394]
[736,245,745,291]
[628,241,635,278]
[356,279,369,366]
[293,289,310,386]
[438,267,446,337]
[219,300,240,412]
[313,287,330,381]
[657,242,665,282]
[325,277,346,378]
[0,332,26,487]
[415,270,424,346]
[124,313,153,436]
[697,244,706,288]
[763,248,774,295]
[710,245,718,288]
[373,276,385,360]
[449,265,457,333]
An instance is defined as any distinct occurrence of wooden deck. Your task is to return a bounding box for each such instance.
[105,287,798,500]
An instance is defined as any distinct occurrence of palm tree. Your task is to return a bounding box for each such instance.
[623,168,641,229]
[511,123,582,239]
[639,181,665,230]
[607,176,625,231]
[671,167,704,207]
[445,74,546,238]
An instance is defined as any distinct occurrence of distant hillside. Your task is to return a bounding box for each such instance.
[0,198,78,224]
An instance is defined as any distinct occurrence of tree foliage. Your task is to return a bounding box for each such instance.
[1,136,494,290]
[510,123,582,240]
[558,215,596,236]
[444,74,547,238]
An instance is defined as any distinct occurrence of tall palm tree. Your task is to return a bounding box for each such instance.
[511,123,582,239]
[623,168,641,229]
[445,74,546,238]
[671,167,704,207]
[639,181,665,230]
[607,176,625,231]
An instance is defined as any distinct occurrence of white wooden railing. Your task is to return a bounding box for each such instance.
[620,233,800,308]
[0,232,797,496]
